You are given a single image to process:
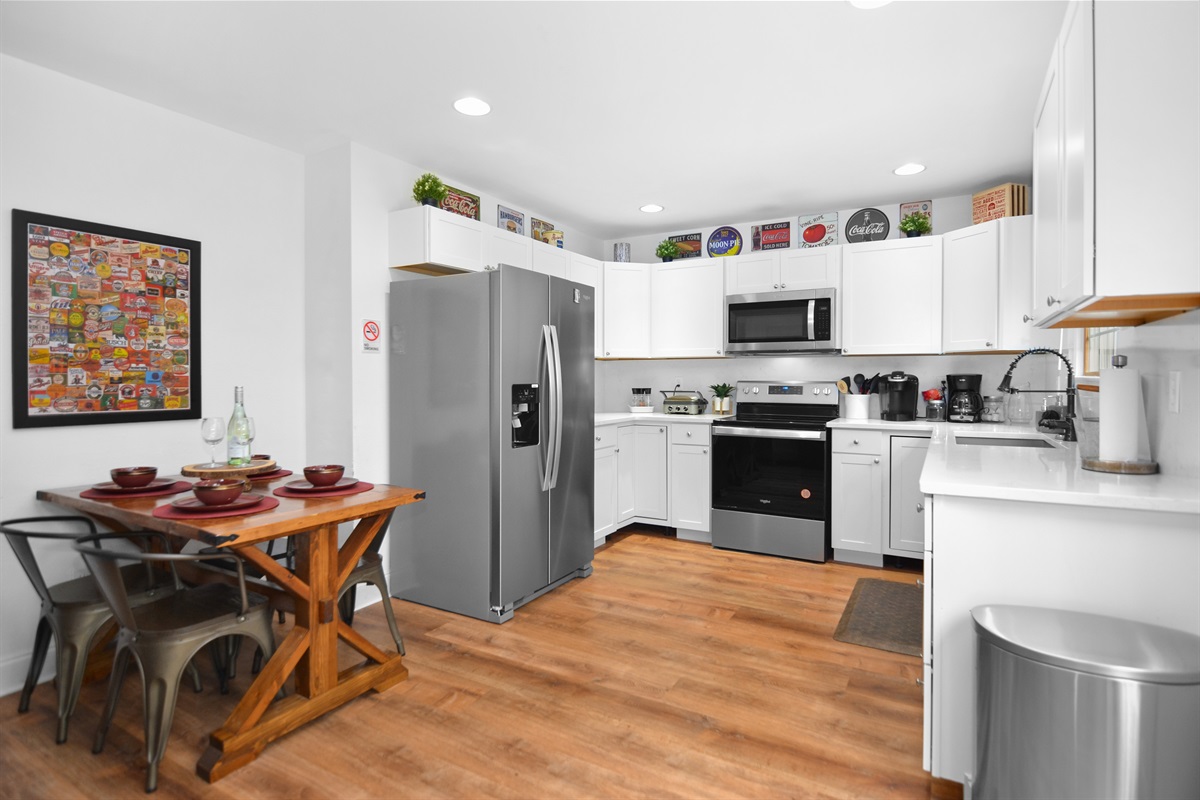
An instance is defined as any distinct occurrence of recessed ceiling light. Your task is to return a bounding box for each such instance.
[893,163,926,176]
[640,204,664,213]
[453,97,491,116]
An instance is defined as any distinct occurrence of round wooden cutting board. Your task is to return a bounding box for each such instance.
[181,459,276,480]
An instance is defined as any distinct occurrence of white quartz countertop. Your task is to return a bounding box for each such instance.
[885,420,1200,515]
[596,411,722,426]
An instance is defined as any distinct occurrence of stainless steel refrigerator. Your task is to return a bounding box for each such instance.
[388,266,594,623]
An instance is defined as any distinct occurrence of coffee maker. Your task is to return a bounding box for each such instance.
[879,371,919,421]
[947,374,984,423]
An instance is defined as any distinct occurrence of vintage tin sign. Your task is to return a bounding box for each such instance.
[706,227,743,258]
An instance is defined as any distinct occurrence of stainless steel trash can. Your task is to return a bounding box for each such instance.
[973,605,1200,800]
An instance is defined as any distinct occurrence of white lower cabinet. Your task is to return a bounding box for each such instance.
[830,427,929,565]
[670,424,711,540]
[888,436,929,553]
[594,420,711,547]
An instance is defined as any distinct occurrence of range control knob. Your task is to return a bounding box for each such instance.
[753,386,760,394]
[823,387,832,395]
[743,387,750,394]
[812,387,820,395]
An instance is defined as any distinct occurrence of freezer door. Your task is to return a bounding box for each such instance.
[494,268,552,609]
[548,276,595,582]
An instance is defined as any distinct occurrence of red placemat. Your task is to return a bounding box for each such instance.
[152,495,279,520]
[80,480,193,500]
[273,481,374,499]
[248,468,293,483]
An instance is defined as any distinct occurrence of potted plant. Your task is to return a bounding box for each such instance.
[412,172,448,207]
[655,239,681,262]
[709,383,734,414]
[899,211,932,238]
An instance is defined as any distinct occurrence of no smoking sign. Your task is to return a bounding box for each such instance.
[361,319,381,354]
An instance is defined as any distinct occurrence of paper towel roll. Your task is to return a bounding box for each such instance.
[1099,367,1140,462]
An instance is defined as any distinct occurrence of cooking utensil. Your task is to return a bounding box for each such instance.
[866,373,880,393]
[853,373,865,394]
[836,379,850,394]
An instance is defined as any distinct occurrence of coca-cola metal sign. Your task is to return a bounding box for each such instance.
[845,208,890,243]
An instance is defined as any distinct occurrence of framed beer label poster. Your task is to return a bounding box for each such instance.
[11,209,201,428]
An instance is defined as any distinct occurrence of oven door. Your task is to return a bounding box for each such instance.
[724,288,838,354]
[711,426,828,519]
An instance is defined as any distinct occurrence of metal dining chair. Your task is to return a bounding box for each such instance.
[75,532,276,793]
[1,516,179,744]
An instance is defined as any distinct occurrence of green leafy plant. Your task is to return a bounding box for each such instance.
[655,239,681,260]
[899,211,933,235]
[709,383,734,398]
[412,172,448,206]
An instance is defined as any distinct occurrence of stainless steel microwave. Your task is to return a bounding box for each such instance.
[724,287,840,355]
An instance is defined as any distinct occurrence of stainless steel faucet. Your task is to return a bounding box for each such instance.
[997,347,1077,441]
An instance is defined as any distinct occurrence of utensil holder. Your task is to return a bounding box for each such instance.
[843,394,870,420]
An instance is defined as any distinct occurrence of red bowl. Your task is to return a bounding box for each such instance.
[303,464,344,487]
[110,466,158,488]
[193,478,244,506]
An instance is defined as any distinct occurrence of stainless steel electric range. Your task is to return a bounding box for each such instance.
[710,380,838,562]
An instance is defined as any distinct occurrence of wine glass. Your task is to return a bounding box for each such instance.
[200,417,225,468]
[245,418,257,458]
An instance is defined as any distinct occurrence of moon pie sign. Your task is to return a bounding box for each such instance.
[845,209,890,243]
[706,227,743,257]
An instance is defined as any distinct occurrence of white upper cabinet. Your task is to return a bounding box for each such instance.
[390,206,486,274]
[601,262,651,358]
[483,226,531,271]
[724,248,842,295]
[1032,0,1200,327]
[531,240,570,279]
[842,236,943,355]
[943,217,1056,353]
[778,247,842,292]
[650,258,725,358]
[568,253,604,358]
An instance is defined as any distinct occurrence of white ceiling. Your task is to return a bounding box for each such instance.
[0,0,1067,240]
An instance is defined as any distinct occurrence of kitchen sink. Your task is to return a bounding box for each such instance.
[954,433,1056,449]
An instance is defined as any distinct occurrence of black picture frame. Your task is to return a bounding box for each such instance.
[11,209,201,428]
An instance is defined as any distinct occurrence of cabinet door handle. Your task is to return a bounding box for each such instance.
[985,341,993,348]
[916,578,924,588]
[716,349,722,355]
[780,283,786,289]
[702,449,708,455]
[1046,295,1061,307]
[1023,314,1033,323]
[916,678,925,687]
[605,351,610,356]
[873,457,880,464]
[595,436,601,441]
[916,502,924,513]
[686,430,693,437]
[853,438,859,444]
[659,428,664,433]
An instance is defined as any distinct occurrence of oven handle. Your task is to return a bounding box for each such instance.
[712,426,826,441]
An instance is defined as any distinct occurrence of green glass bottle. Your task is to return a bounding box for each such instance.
[226,386,251,466]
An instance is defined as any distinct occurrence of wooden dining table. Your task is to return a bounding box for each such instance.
[37,474,425,783]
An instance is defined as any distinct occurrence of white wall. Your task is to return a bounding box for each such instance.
[603,194,974,263]
[0,55,307,695]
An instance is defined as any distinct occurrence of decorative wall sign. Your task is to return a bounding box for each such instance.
[797,212,838,248]
[668,233,703,259]
[530,217,555,244]
[11,209,201,428]
[441,186,481,220]
[752,221,791,251]
[900,200,933,231]
[706,227,743,258]
[497,205,524,235]
[845,208,890,243]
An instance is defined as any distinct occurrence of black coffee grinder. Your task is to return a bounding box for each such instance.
[879,371,919,421]
[947,374,983,423]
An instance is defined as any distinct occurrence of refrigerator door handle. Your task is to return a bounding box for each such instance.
[540,324,556,492]
[547,323,564,490]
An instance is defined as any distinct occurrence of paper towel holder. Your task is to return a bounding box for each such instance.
[1080,354,1159,475]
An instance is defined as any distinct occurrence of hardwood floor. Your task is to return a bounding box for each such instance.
[1,528,959,799]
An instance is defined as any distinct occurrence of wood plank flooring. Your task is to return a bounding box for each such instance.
[0,528,960,799]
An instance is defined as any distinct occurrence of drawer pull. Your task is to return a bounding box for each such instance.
[916,502,924,513]
[686,430,693,437]
[853,438,859,445]
[873,458,880,464]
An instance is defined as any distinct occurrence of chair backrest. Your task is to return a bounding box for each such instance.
[74,534,254,636]
[1,516,99,608]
